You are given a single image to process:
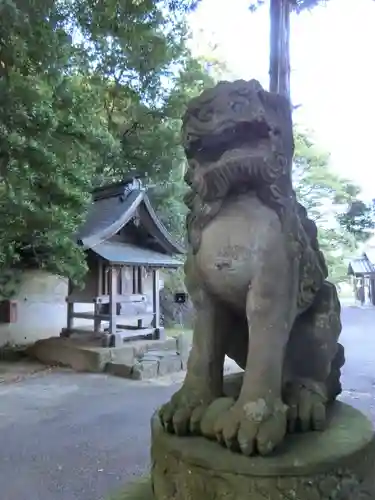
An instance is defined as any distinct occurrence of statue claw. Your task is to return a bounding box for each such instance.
[159,386,216,437]
[284,380,327,433]
[214,397,287,456]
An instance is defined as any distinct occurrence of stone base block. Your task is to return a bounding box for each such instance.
[111,477,153,500]
[151,402,375,500]
[28,337,112,372]
[28,335,188,379]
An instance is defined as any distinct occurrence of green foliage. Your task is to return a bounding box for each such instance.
[68,0,218,232]
[293,132,358,223]
[0,270,23,300]
[0,0,215,295]
[68,0,210,185]
[337,200,375,243]
[4,0,365,300]
[293,130,362,283]
[0,1,114,285]
[145,56,219,241]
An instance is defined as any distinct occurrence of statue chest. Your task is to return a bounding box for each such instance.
[194,195,282,305]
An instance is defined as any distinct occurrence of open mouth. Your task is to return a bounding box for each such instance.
[185,121,271,164]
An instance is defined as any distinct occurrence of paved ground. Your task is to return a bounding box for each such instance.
[0,306,374,500]
[0,359,49,384]
[338,307,375,419]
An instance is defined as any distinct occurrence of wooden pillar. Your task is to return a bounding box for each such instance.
[152,268,163,339]
[108,265,118,335]
[353,274,358,302]
[120,267,125,295]
[98,260,104,295]
[93,303,101,335]
[94,260,103,335]
[137,266,143,329]
[137,266,143,294]
[66,279,74,335]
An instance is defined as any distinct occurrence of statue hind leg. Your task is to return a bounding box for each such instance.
[159,252,233,436]
[283,280,344,433]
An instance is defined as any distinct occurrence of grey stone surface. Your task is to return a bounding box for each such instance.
[142,350,177,360]
[107,349,238,382]
[0,370,177,500]
[106,341,187,381]
[158,355,183,377]
[154,402,375,475]
[131,360,159,380]
[28,337,182,378]
[0,307,373,500]
[175,333,190,370]
[156,328,166,341]
[109,344,137,366]
[111,477,153,500]
[28,337,112,372]
[161,79,343,457]
[132,351,185,380]
[152,402,375,499]
[0,359,49,384]
[105,363,133,379]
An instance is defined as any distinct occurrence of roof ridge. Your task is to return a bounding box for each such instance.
[92,178,144,201]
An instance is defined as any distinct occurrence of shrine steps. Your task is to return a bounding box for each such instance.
[27,333,190,380]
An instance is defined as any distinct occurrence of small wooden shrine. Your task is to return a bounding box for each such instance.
[348,252,375,306]
[62,178,184,347]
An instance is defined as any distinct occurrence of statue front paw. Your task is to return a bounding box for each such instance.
[159,385,217,436]
[214,397,287,456]
[284,380,327,433]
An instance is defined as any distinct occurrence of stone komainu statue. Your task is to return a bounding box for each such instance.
[159,79,345,456]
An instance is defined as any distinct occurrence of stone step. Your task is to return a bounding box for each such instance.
[29,332,240,381]
[105,333,191,380]
[106,351,185,380]
[106,349,242,382]
[28,334,189,375]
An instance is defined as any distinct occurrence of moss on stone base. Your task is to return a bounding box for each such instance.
[151,402,375,500]
[109,477,153,500]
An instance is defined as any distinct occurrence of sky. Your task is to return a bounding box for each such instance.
[188,0,375,202]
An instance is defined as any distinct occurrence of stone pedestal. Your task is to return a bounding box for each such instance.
[114,477,153,500]
[151,402,375,500]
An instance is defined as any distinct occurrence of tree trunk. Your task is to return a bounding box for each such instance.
[269,0,291,100]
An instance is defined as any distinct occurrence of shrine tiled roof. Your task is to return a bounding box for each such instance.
[76,178,184,260]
